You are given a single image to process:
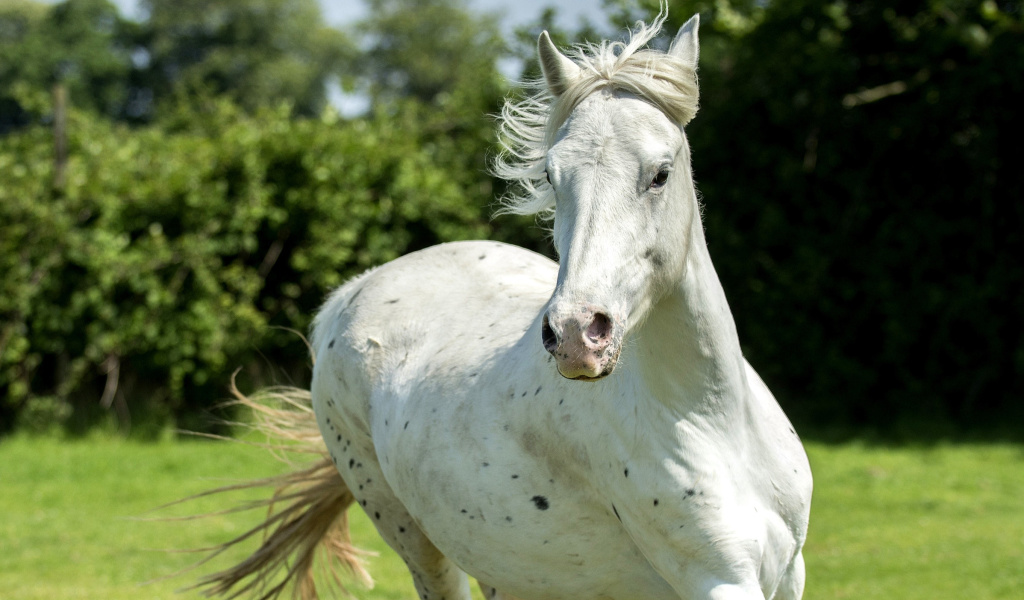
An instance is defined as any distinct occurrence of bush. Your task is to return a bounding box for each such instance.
[0,98,515,435]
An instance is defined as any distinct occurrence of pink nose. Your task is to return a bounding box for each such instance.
[542,308,618,380]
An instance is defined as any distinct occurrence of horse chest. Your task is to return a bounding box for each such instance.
[366,372,748,600]
[360,378,664,598]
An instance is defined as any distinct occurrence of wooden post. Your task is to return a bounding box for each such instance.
[53,82,67,189]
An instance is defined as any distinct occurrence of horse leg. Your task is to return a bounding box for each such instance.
[478,581,524,600]
[323,430,471,600]
[771,552,805,600]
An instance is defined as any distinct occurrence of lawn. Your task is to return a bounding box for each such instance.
[0,435,1021,599]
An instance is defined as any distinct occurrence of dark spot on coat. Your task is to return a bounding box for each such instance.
[337,434,341,441]
[470,372,478,377]
[624,468,629,478]
[511,474,518,479]
[643,247,666,267]
[482,462,489,467]
[347,286,363,304]
[328,339,335,348]
[685,489,696,498]
[521,391,527,397]
[386,299,400,304]
[404,421,410,430]
[375,512,381,519]
[535,386,542,395]
[399,526,406,533]
[612,504,621,521]
[531,495,550,510]
[349,459,355,469]
[653,499,659,506]
[505,516,513,522]
[479,254,487,260]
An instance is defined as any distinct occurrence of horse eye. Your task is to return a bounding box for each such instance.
[651,169,670,189]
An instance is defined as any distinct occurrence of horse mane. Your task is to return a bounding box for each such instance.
[493,12,700,219]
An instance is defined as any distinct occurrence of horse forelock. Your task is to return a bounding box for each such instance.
[493,13,699,220]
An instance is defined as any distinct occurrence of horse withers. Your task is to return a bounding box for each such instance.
[197,13,812,600]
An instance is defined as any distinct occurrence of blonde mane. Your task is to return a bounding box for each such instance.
[493,13,700,218]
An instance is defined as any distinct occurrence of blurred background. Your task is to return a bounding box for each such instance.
[2,2,1023,599]
[1,0,1022,440]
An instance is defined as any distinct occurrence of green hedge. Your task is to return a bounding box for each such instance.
[0,99,517,435]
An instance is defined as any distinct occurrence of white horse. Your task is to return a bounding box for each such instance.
[198,13,811,600]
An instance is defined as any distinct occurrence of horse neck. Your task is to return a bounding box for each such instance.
[631,215,750,421]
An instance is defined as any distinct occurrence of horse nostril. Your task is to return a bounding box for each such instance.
[541,314,559,354]
[586,312,612,343]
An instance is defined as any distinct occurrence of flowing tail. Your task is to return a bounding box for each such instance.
[187,381,373,600]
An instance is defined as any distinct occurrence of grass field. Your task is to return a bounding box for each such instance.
[1,435,1021,599]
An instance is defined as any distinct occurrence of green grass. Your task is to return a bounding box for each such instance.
[804,442,1024,599]
[0,436,1021,599]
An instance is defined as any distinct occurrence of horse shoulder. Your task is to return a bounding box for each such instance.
[740,360,813,544]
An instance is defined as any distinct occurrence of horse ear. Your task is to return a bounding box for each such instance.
[538,31,581,96]
[668,14,700,70]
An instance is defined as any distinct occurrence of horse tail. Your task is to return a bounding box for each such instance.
[190,380,373,600]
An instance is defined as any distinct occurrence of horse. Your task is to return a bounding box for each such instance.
[196,12,812,600]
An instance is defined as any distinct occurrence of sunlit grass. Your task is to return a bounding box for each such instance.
[1,435,1021,599]
[803,442,1024,599]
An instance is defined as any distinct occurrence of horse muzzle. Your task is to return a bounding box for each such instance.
[541,306,622,381]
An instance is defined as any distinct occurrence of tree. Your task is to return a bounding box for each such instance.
[356,0,505,105]
[352,0,551,255]
[137,0,355,118]
[602,0,1024,434]
[0,98,498,436]
[0,0,133,126]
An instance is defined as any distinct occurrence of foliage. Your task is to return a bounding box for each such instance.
[0,0,134,124]
[0,0,356,123]
[603,0,1024,432]
[353,0,550,253]
[1,0,1022,436]
[0,0,551,436]
[137,0,355,118]
[357,0,506,106]
[0,99,497,435]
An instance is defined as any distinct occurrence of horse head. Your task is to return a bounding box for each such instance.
[521,16,702,380]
